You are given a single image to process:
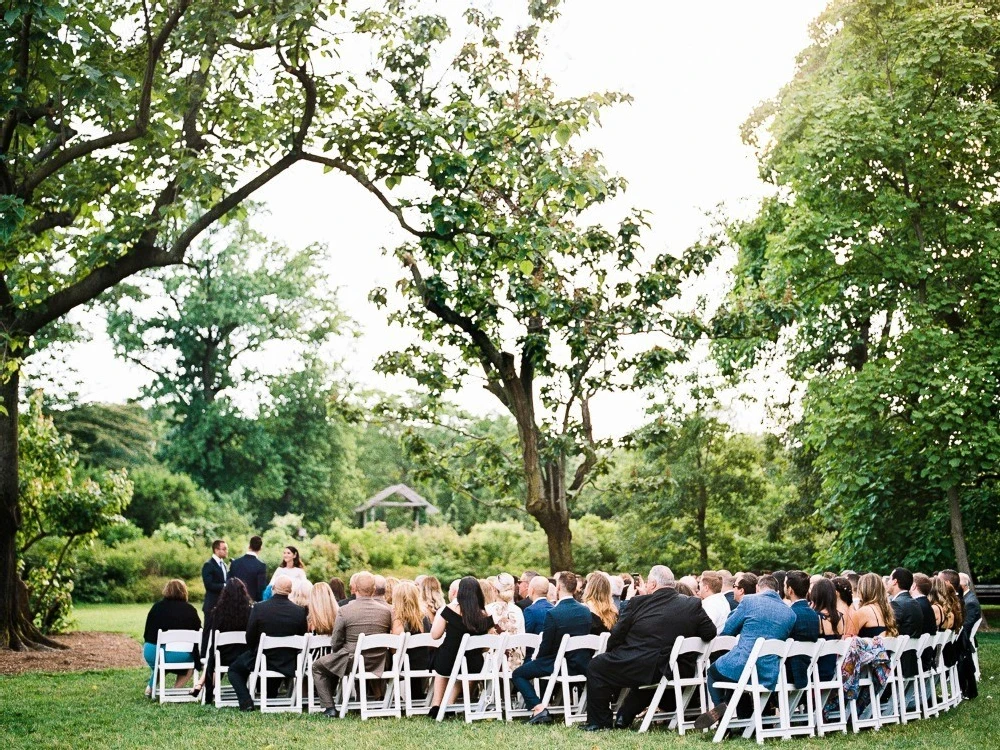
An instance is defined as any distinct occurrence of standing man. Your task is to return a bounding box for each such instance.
[516,570,539,611]
[229,536,267,602]
[202,539,229,615]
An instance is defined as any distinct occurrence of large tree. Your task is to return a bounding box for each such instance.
[709,0,1000,575]
[0,0,356,649]
[349,3,702,570]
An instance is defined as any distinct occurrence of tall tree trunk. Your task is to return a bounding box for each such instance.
[947,484,971,576]
[0,365,63,650]
[540,459,573,572]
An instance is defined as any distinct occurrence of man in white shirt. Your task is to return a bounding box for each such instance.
[698,570,730,632]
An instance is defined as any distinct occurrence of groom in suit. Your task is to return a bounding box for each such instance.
[200,539,228,654]
[513,572,593,725]
[230,536,268,602]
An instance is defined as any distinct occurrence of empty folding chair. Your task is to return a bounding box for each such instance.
[710,638,791,745]
[152,629,202,704]
[638,635,710,735]
[338,632,406,719]
[811,639,849,736]
[249,634,308,713]
[897,634,929,724]
[500,632,542,721]
[304,634,333,713]
[776,639,821,738]
[401,632,444,717]
[437,633,507,722]
[210,630,247,707]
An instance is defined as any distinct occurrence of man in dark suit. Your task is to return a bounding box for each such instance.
[200,539,228,655]
[784,570,820,689]
[959,572,982,640]
[229,536,267,602]
[911,573,938,670]
[523,576,554,634]
[582,565,717,732]
[513,572,593,725]
[227,576,308,711]
[889,567,923,677]
[516,570,539,611]
[720,570,738,612]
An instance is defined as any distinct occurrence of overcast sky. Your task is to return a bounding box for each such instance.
[38,1,828,438]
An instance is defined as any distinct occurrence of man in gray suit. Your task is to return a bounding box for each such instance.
[311,571,393,717]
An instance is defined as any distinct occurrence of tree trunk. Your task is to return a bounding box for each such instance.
[540,459,573,572]
[0,365,64,650]
[947,484,971,577]
[696,479,709,571]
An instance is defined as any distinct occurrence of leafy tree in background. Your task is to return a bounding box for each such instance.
[351,2,704,570]
[50,402,157,470]
[709,0,1000,576]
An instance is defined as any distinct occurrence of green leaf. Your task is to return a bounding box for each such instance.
[518,259,534,275]
[555,123,571,147]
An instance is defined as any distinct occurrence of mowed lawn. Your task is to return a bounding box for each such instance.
[0,605,994,750]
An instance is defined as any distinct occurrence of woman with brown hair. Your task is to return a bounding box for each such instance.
[847,572,897,638]
[142,579,201,696]
[583,572,618,635]
[189,577,253,698]
[928,575,964,631]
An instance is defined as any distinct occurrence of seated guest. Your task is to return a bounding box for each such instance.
[608,572,624,612]
[582,572,618,635]
[488,573,526,670]
[420,575,446,620]
[784,570,820,689]
[384,576,399,605]
[392,580,432,700]
[523,576,554,635]
[229,536,268,602]
[733,572,757,604]
[448,578,460,603]
[373,574,389,605]
[513,572,593,725]
[328,576,347,603]
[807,578,844,681]
[227,576,308,711]
[911,573,937,671]
[429,576,497,717]
[772,570,787,602]
[516,570,540,611]
[142,579,201,696]
[888,568,923,674]
[679,574,699,594]
[928,575,961,630]
[958,572,981,639]
[846,572,897,638]
[583,565,716,731]
[719,570,737,611]
[694,574,795,731]
[946,569,976,698]
[698,570,731,632]
[311,571,393,718]
[307,582,339,635]
[831,576,854,621]
[189,577,253,698]
[480,577,499,606]
[845,571,861,609]
[290,578,313,609]
[675,580,696,597]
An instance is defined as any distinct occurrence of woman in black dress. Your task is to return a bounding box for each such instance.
[428,576,495,716]
[142,579,201,696]
[188,577,253,698]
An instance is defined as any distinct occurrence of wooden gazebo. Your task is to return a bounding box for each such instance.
[354,484,440,527]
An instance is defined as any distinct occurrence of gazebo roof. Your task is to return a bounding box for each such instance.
[354,483,440,514]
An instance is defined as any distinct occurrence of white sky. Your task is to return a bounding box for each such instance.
[40,0,827,438]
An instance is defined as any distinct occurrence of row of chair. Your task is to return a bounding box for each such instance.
[150,625,977,742]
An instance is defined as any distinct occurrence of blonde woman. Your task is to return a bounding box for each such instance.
[385,576,400,606]
[480,578,499,605]
[290,578,314,609]
[486,573,526,670]
[583,572,618,635]
[420,575,446,620]
[307,581,339,635]
[846,572,897,638]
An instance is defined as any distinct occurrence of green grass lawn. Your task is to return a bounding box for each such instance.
[71,603,152,641]
[3,610,997,750]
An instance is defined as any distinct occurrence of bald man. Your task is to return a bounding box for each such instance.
[311,571,393,717]
[523,575,554,635]
[227,576,308,711]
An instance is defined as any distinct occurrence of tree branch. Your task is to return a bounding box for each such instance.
[0,10,33,155]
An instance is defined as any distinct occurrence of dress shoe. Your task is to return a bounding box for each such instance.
[613,714,632,729]
[579,722,611,732]
[528,708,553,725]
[239,704,256,712]
[693,703,726,730]
[322,707,339,718]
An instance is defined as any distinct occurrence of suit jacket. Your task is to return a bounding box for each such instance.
[245,594,308,676]
[523,598,553,635]
[716,590,796,689]
[891,592,923,677]
[201,557,227,613]
[323,597,393,677]
[515,598,530,611]
[786,600,820,688]
[600,587,716,686]
[725,590,737,612]
[229,553,267,602]
[528,598,594,676]
[914,595,937,670]
[963,590,982,639]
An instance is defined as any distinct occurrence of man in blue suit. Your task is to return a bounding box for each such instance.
[694,574,796,730]
[523,576,554,634]
[784,570,819,689]
[229,535,268,602]
[513,572,593,724]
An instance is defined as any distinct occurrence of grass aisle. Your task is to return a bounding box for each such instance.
[1,635,996,750]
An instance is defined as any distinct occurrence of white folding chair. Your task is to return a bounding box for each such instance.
[969,618,982,684]
[849,635,905,731]
[152,629,202,703]
[249,634,308,713]
[500,632,542,721]
[812,639,849,735]
[710,638,791,745]
[437,633,507,722]
[638,635,711,734]
[338,632,405,719]
[209,630,247,707]
[944,630,963,709]
[897,634,929,724]
[304,634,333,713]
[401,632,444,717]
[547,632,608,725]
[930,630,954,712]
[776,639,821,738]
